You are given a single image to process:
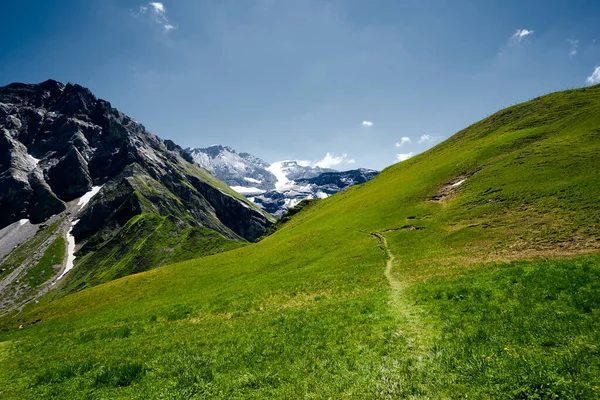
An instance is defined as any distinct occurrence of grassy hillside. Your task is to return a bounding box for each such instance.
[57,213,246,296]
[1,86,599,398]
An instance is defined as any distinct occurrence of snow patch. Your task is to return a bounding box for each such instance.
[316,191,329,199]
[77,185,103,208]
[19,219,29,226]
[452,179,466,187]
[28,154,41,165]
[244,177,262,184]
[267,161,291,189]
[284,198,301,209]
[231,186,266,195]
[55,219,80,282]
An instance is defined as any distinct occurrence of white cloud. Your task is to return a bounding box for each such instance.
[134,2,177,33]
[314,153,352,168]
[362,120,373,127]
[567,39,579,56]
[396,152,414,162]
[498,28,535,58]
[586,66,600,85]
[418,134,442,144]
[149,2,165,14]
[395,137,411,148]
[512,29,534,42]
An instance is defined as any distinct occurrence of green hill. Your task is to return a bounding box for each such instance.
[1,85,599,398]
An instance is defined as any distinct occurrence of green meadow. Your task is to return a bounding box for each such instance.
[1,85,599,398]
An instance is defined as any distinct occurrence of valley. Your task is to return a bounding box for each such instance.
[0,83,598,398]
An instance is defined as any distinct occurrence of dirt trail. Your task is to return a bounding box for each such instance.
[368,230,433,358]
[370,232,401,290]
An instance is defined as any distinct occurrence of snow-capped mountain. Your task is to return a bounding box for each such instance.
[186,145,378,215]
[186,146,336,194]
[251,168,379,215]
[267,160,335,189]
[186,145,277,192]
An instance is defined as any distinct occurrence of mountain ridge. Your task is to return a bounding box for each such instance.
[0,80,273,311]
[186,145,378,214]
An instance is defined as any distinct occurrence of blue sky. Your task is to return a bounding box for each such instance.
[1,0,599,170]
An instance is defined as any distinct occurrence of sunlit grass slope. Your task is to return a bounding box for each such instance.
[1,85,600,398]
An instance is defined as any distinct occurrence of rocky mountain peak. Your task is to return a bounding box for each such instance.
[186,145,277,190]
[0,79,272,237]
[0,80,274,311]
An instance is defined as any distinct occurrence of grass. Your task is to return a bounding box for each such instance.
[25,237,65,287]
[57,213,246,296]
[404,256,600,398]
[0,85,599,398]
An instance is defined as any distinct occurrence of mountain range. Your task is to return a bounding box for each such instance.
[186,145,378,215]
[0,80,272,312]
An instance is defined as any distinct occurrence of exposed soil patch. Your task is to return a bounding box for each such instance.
[429,167,484,202]
[400,225,425,231]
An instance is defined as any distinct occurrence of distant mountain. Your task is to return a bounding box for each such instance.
[251,168,379,215]
[186,146,378,215]
[186,145,277,191]
[0,80,273,312]
[266,160,336,189]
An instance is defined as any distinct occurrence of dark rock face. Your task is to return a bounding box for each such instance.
[0,127,66,226]
[189,176,269,241]
[0,80,272,241]
[46,146,93,201]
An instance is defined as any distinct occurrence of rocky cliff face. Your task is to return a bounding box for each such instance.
[0,80,273,311]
